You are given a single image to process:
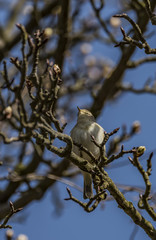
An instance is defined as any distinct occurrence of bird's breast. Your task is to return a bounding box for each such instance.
[71,122,104,159]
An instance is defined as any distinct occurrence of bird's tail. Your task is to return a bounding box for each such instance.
[83,172,93,199]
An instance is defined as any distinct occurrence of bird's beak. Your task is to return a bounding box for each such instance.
[77,106,81,112]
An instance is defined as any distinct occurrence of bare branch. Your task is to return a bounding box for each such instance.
[114,13,156,54]
[0,201,23,229]
[143,0,156,25]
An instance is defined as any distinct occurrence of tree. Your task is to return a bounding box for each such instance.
[0,0,156,239]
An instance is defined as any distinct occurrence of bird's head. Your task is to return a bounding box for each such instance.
[77,107,95,122]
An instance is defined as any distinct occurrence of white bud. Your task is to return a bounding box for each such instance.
[3,106,12,119]
[132,121,141,134]
[44,28,53,38]
[110,17,121,28]
[84,55,96,67]
[88,67,102,80]
[6,229,14,238]
[16,234,28,240]
[136,146,146,157]
[80,43,92,55]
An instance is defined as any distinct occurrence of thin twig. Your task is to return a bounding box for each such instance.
[0,201,23,229]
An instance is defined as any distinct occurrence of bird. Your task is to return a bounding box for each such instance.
[70,107,105,199]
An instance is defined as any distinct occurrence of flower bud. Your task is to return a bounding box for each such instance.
[110,17,121,28]
[43,28,53,38]
[80,43,92,55]
[136,146,146,157]
[3,106,12,119]
[131,121,141,134]
[6,229,14,240]
[16,234,28,240]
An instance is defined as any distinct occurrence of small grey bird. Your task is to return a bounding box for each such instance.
[70,107,105,199]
